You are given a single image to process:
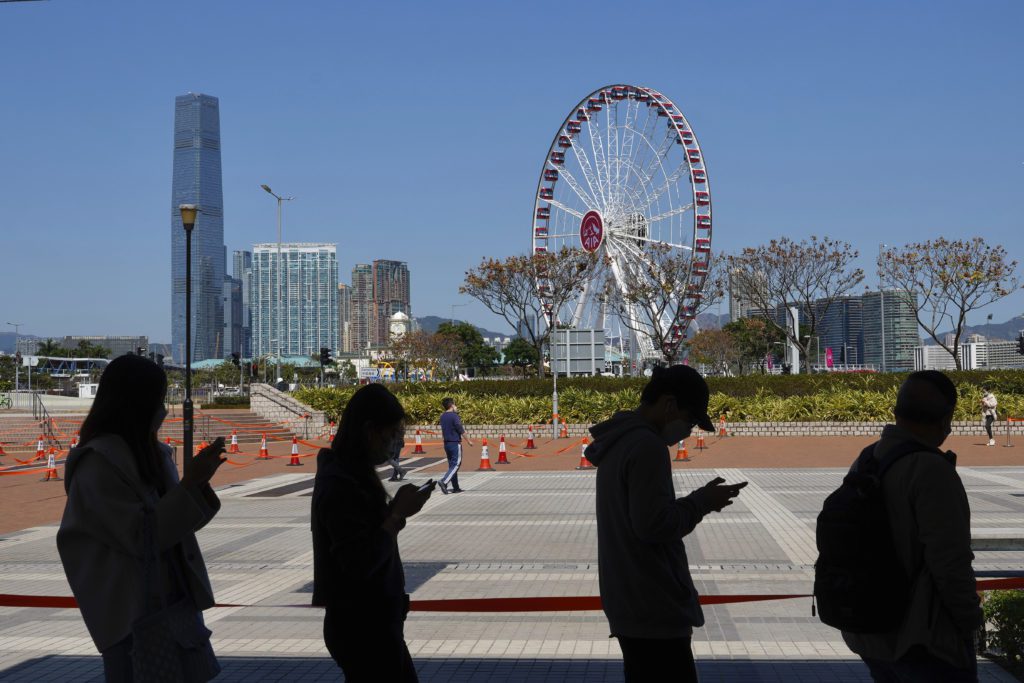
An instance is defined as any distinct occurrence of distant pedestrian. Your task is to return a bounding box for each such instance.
[981,386,998,446]
[438,397,473,494]
[57,354,224,682]
[387,436,407,482]
[838,371,983,681]
[584,365,747,683]
[311,384,433,682]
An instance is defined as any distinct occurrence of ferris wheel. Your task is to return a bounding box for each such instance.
[532,84,712,362]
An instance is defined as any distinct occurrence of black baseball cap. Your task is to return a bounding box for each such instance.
[640,365,714,432]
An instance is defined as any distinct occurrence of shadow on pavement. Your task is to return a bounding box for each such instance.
[2,655,1015,682]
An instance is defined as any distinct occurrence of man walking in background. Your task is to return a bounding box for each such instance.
[981,385,998,447]
[584,365,747,682]
[439,397,473,494]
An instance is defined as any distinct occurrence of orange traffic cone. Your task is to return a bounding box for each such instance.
[70,432,80,449]
[228,430,240,453]
[696,433,706,451]
[560,419,569,439]
[718,415,728,438]
[329,421,337,440]
[35,435,45,462]
[496,435,510,464]
[286,435,303,466]
[257,433,270,460]
[476,438,494,471]
[675,439,690,461]
[41,448,61,481]
[525,425,536,449]
[413,429,426,454]
[576,437,595,470]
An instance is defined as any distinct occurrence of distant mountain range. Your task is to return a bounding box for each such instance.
[415,316,514,340]
[939,315,1024,343]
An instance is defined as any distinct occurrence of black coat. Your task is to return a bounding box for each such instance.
[310,448,407,621]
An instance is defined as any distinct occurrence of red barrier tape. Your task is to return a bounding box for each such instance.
[4,579,1021,612]
[0,467,49,477]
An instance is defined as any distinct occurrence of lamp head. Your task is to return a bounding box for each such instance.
[260,184,273,195]
[179,204,198,230]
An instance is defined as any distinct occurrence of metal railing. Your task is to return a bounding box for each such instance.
[252,386,320,438]
[32,393,64,450]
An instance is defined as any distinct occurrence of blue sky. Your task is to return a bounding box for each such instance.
[1,0,1022,341]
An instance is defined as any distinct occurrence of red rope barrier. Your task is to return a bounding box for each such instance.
[3,579,1019,612]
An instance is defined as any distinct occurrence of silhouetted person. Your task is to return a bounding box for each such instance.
[843,371,983,681]
[585,365,747,682]
[388,435,407,481]
[438,396,473,494]
[57,354,225,682]
[311,384,433,682]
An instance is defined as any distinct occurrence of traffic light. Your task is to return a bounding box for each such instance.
[231,352,241,367]
[319,347,332,365]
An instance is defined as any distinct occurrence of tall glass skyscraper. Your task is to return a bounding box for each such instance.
[171,93,225,363]
[252,243,339,358]
[371,260,411,346]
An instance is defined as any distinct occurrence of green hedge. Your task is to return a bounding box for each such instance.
[984,590,1024,676]
[294,371,1024,424]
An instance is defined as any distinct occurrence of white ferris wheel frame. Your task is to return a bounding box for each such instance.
[531,84,713,362]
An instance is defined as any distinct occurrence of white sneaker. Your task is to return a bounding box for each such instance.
[988,439,995,446]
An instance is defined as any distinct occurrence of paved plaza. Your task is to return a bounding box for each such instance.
[1,461,1022,681]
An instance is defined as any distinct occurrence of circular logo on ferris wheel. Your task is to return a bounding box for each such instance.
[579,211,604,253]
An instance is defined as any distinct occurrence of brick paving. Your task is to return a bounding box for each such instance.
[1,455,1021,681]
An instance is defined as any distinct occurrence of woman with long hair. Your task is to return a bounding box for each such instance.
[311,383,434,681]
[57,354,226,682]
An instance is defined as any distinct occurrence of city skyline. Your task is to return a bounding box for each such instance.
[1,2,1022,340]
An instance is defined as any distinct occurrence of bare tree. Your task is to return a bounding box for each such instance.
[879,237,1020,370]
[727,236,864,372]
[604,243,725,365]
[461,247,597,377]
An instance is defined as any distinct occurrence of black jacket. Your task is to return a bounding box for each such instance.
[311,448,407,621]
[586,411,712,638]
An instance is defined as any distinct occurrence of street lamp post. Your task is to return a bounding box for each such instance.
[449,302,468,325]
[179,204,198,470]
[878,243,887,373]
[6,322,21,391]
[261,184,294,384]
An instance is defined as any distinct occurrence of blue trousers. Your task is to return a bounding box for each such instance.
[442,442,462,490]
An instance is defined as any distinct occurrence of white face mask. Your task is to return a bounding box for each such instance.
[661,418,692,446]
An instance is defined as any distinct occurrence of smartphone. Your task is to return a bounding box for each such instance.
[418,479,436,493]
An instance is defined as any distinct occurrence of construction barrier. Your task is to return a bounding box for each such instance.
[575,437,594,470]
[1005,417,1023,448]
[496,435,510,464]
[5,577,1021,612]
[477,439,494,471]
[675,439,689,462]
[286,436,303,467]
[41,449,61,482]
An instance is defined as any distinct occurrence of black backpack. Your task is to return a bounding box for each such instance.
[813,440,940,633]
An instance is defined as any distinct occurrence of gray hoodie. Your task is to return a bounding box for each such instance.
[586,411,713,638]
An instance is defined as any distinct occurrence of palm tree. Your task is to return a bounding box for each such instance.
[36,339,65,357]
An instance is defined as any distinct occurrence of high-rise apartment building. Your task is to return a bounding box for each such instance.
[233,250,253,357]
[371,260,411,346]
[171,93,225,363]
[350,264,373,353]
[816,296,864,366]
[222,276,242,356]
[251,243,339,358]
[861,290,918,371]
[338,283,352,353]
